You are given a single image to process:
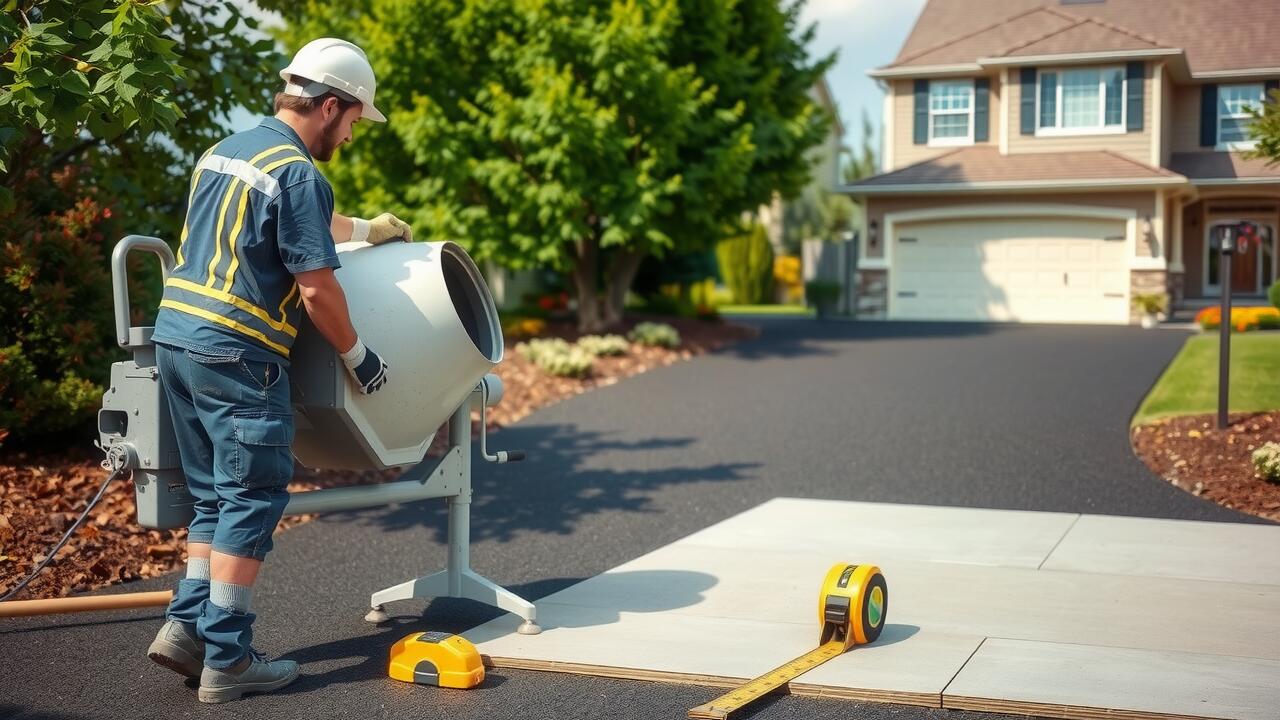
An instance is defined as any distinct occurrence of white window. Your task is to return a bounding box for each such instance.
[1036,66,1126,135]
[1217,84,1265,150]
[929,80,974,146]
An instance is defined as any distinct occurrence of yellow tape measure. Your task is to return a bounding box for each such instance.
[688,562,888,720]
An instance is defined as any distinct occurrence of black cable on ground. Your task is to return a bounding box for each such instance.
[0,466,125,603]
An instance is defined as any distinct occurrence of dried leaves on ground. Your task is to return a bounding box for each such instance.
[1131,411,1280,522]
[0,316,757,599]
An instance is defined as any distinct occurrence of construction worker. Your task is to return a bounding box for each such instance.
[144,38,407,703]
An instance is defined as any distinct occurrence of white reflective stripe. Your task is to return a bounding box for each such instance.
[196,153,301,199]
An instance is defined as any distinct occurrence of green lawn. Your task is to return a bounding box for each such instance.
[1133,333,1280,426]
[718,304,815,316]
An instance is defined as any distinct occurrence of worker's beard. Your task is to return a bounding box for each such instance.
[313,112,345,162]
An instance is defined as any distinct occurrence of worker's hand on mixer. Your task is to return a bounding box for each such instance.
[339,338,390,394]
[352,212,412,245]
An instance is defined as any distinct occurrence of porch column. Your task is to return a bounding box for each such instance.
[1171,196,1184,270]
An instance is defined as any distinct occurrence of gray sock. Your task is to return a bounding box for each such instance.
[209,580,254,613]
[186,557,210,581]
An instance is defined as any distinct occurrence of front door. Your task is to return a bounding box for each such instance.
[1232,235,1259,293]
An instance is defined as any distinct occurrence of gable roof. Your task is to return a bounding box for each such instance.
[842,147,1185,194]
[879,0,1280,76]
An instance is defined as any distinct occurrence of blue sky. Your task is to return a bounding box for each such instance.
[232,1,929,154]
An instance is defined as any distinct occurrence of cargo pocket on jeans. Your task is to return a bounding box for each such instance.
[231,413,295,489]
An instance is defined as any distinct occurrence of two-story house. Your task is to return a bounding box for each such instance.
[842,0,1280,324]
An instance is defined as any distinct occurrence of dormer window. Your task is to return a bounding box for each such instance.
[928,80,974,146]
[1217,84,1264,151]
[1036,66,1126,135]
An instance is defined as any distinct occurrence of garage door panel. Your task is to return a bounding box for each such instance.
[891,217,1130,324]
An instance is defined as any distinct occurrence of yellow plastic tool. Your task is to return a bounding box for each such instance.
[688,562,888,719]
[388,631,485,689]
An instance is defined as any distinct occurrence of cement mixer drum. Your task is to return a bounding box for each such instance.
[289,241,502,470]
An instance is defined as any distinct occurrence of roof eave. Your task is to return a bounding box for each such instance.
[1190,67,1280,81]
[1190,176,1280,186]
[867,64,982,79]
[841,177,1188,195]
[977,48,1184,67]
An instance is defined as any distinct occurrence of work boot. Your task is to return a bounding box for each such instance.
[147,619,205,679]
[198,649,300,704]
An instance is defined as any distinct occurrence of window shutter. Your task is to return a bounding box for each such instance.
[1267,79,1279,101]
[974,78,990,142]
[913,80,929,145]
[1200,84,1218,147]
[1020,67,1036,135]
[1125,62,1144,132]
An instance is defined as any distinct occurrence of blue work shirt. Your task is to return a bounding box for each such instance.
[152,117,340,365]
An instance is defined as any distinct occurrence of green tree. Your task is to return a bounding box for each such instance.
[1247,88,1280,166]
[716,221,773,304]
[266,0,831,331]
[0,1,283,443]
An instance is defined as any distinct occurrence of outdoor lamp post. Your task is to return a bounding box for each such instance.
[1215,221,1257,429]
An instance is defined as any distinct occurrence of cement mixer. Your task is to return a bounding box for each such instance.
[95,235,540,634]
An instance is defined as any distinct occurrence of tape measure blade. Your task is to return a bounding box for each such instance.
[686,641,845,719]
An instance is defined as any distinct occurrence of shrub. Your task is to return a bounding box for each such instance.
[576,334,629,356]
[629,321,680,348]
[1196,306,1280,332]
[0,164,128,445]
[805,280,842,309]
[502,315,547,340]
[515,338,594,377]
[774,255,803,304]
[1254,442,1280,483]
[1270,280,1280,311]
[716,222,774,305]
[1132,293,1167,315]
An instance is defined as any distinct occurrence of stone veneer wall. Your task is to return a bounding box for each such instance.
[1130,269,1170,323]
[856,269,887,319]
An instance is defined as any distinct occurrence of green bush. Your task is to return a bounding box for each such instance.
[1254,442,1280,482]
[716,222,775,305]
[805,280,842,308]
[629,322,680,348]
[576,335,629,356]
[1132,292,1168,315]
[0,164,129,445]
[515,338,594,377]
[1269,280,1280,311]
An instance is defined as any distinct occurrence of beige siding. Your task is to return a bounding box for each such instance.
[891,76,999,169]
[1006,63,1154,164]
[864,192,1156,260]
[1170,82,1206,154]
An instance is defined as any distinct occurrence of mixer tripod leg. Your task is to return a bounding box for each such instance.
[459,569,541,635]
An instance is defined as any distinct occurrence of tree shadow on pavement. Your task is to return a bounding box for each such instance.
[719,319,1002,362]
[313,423,761,545]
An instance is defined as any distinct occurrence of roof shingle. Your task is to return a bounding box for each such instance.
[845,147,1182,191]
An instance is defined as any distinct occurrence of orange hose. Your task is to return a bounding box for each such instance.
[0,590,172,617]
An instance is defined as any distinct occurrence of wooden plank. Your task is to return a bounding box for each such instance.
[1041,514,1280,585]
[942,638,1280,720]
[671,498,1078,569]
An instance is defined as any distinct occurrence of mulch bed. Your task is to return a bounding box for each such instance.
[1131,411,1280,523]
[0,315,758,600]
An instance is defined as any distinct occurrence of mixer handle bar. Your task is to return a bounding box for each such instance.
[111,235,176,349]
[475,375,525,463]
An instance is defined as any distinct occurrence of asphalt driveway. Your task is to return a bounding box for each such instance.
[1,320,1257,720]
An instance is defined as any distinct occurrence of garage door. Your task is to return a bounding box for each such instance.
[891,216,1130,324]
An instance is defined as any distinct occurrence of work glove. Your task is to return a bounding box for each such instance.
[351,212,412,245]
[339,338,389,395]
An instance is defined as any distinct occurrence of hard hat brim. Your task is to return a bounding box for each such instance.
[362,102,387,123]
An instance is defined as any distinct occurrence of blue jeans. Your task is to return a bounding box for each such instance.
[155,342,293,669]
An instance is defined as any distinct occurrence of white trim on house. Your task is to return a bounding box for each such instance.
[927,79,975,147]
[999,68,1010,155]
[1151,62,1164,167]
[1192,178,1280,186]
[867,64,982,79]
[978,49,1183,67]
[843,177,1186,195]
[874,203,1144,320]
[882,83,895,172]
[1034,65,1128,137]
[1193,67,1280,80]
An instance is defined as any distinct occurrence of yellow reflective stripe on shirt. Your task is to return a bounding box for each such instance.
[176,143,221,267]
[278,282,299,321]
[165,277,299,337]
[220,154,310,293]
[204,144,301,288]
[159,299,291,357]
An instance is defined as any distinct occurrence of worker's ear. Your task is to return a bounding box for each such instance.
[321,95,341,122]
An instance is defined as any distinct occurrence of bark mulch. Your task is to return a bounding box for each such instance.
[1131,411,1280,523]
[0,315,758,600]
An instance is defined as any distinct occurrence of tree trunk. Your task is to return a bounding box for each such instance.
[602,247,645,327]
[572,234,604,333]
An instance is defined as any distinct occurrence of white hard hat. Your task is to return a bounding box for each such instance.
[279,38,386,123]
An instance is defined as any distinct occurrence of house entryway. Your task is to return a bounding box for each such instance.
[1205,220,1276,297]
